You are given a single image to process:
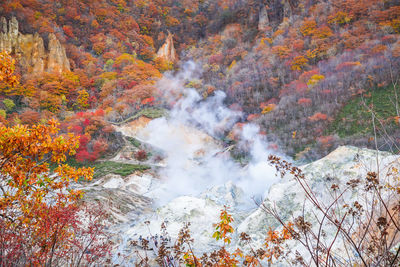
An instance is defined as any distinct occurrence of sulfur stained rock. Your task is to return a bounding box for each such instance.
[0,17,70,75]
[47,33,70,74]
[156,31,178,63]
[258,5,270,31]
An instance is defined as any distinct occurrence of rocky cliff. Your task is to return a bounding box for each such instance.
[156,31,178,63]
[258,0,299,30]
[0,17,70,75]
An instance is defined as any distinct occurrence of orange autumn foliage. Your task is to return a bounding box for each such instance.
[264,222,295,263]
[309,112,328,121]
[212,206,235,245]
[0,120,94,263]
[0,51,19,89]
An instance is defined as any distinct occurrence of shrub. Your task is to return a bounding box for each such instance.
[135,149,148,161]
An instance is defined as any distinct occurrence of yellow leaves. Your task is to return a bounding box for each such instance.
[390,19,400,33]
[120,58,162,82]
[0,119,94,232]
[213,206,234,244]
[272,29,284,38]
[165,15,180,27]
[62,71,80,84]
[306,48,319,59]
[228,60,236,70]
[300,19,332,40]
[271,45,291,59]
[183,253,195,267]
[312,25,333,39]
[307,74,325,87]
[114,53,136,66]
[379,19,400,34]
[0,51,19,89]
[76,89,90,109]
[260,37,273,46]
[386,166,400,194]
[155,57,174,72]
[300,19,317,36]
[291,56,308,71]
[211,64,220,72]
[328,11,353,25]
[262,104,276,114]
[371,44,387,54]
[100,71,118,81]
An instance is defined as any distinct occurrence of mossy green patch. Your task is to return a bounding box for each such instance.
[126,136,142,148]
[92,161,150,178]
[114,107,166,125]
[62,158,150,179]
[327,85,400,138]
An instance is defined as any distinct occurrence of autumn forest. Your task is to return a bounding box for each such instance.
[1,0,400,266]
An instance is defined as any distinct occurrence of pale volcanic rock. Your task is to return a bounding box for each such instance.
[47,33,71,74]
[0,17,70,75]
[237,146,400,262]
[258,5,270,30]
[115,116,153,137]
[156,31,178,63]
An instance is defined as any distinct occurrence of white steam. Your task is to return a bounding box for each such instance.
[137,62,279,206]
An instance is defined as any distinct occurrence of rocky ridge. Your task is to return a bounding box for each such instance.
[156,31,178,63]
[0,17,70,75]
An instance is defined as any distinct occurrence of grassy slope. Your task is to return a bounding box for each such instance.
[327,85,399,138]
[113,108,166,126]
[65,159,150,179]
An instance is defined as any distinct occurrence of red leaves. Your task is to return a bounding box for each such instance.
[65,110,114,161]
[208,53,224,65]
[93,138,108,155]
[247,113,261,121]
[134,149,148,161]
[62,25,75,38]
[309,112,328,122]
[317,135,335,149]
[83,118,90,127]
[141,96,155,106]
[0,120,109,265]
[1,203,111,265]
[297,97,312,106]
[71,125,83,134]
[75,149,91,162]
[335,61,362,71]
[78,134,90,147]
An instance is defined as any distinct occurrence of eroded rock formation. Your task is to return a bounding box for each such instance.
[258,0,299,30]
[258,5,270,31]
[156,31,178,63]
[0,17,70,75]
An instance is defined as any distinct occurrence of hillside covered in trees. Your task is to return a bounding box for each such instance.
[1,0,400,265]
[0,0,399,160]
